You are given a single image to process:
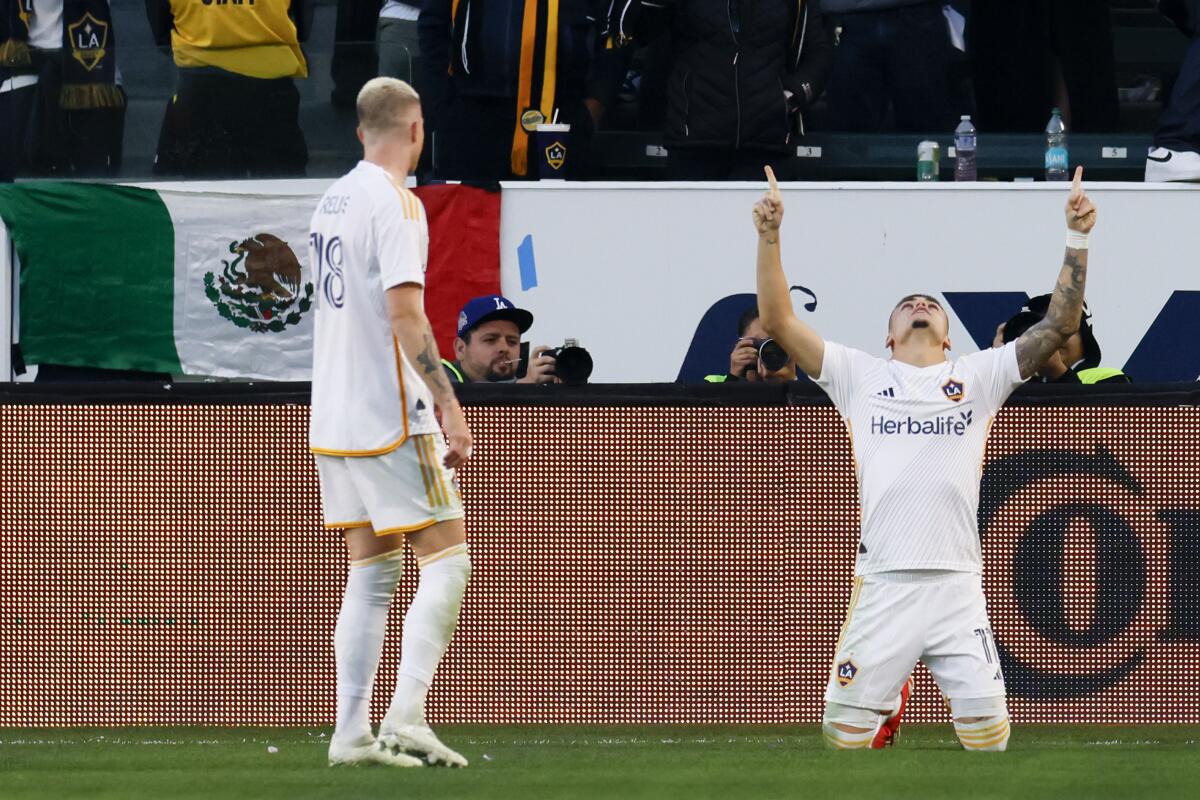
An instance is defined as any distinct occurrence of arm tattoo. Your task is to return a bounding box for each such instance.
[415,330,440,375]
[413,325,456,400]
[1016,318,1062,378]
[1015,247,1088,380]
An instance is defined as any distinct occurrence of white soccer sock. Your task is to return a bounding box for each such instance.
[822,722,877,750]
[333,551,403,743]
[387,544,471,726]
[955,716,1011,752]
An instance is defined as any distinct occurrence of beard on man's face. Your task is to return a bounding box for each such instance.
[486,358,515,382]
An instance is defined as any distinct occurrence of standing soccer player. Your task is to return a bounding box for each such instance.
[753,166,1097,751]
[309,77,473,768]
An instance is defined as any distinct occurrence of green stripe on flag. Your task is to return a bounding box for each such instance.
[0,183,182,373]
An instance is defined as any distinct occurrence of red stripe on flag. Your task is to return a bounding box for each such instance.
[413,184,502,357]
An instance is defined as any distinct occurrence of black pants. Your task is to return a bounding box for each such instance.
[827,2,956,133]
[155,70,307,178]
[1,58,125,179]
[0,82,34,182]
[331,0,381,108]
[432,94,594,181]
[968,0,1119,133]
[666,146,793,181]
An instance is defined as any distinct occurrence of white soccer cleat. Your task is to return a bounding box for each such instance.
[378,723,469,767]
[328,735,424,768]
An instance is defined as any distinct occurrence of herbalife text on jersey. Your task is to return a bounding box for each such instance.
[871,411,973,437]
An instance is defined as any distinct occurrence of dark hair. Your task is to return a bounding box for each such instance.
[887,294,940,329]
[737,305,760,337]
[892,293,939,309]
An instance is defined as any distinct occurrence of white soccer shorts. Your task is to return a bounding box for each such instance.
[316,433,464,535]
[824,570,1006,710]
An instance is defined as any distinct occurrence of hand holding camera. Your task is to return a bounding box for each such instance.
[519,345,559,385]
[517,340,594,385]
[730,338,760,377]
[733,336,791,380]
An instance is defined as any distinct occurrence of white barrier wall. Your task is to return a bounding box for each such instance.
[499,182,1200,382]
[5,181,1199,381]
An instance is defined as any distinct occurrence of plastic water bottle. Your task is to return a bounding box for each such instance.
[1045,108,1068,181]
[953,115,977,181]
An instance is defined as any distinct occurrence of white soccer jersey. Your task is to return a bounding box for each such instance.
[308,160,439,456]
[816,341,1025,574]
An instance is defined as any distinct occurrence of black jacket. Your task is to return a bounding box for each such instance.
[645,0,833,151]
[419,0,626,115]
[1159,0,1200,37]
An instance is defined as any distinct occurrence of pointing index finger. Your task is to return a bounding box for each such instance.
[765,165,779,193]
[1072,165,1084,191]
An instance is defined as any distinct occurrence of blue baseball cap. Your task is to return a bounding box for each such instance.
[456,294,534,337]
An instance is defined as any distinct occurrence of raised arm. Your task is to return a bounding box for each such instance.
[1015,166,1098,380]
[386,284,473,469]
[754,166,825,379]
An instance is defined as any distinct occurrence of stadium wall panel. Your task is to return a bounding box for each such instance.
[0,384,1197,725]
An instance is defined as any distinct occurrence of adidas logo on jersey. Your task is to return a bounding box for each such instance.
[870,410,973,437]
[877,387,896,397]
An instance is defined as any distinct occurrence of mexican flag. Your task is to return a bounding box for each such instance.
[0,182,500,380]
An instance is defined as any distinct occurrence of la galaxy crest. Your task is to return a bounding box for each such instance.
[836,659,858,688]
[544,141,567,171]
[942,378,965,402]
[67,12,109,72]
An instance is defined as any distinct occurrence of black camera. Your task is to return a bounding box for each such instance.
[752,338,791,373]
[543,339,594,385]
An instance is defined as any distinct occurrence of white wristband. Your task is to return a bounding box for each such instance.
[1066,230,1090,250]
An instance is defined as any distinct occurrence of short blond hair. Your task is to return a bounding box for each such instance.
[357,77,422,135]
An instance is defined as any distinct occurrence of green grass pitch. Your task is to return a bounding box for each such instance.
[2,725,1197,799]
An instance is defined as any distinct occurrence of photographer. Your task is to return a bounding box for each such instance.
[998,295,1130,384]
[442,295,559,384]
[707,305,798,384]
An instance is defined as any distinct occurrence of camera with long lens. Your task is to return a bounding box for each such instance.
[544,338,594,385]
[752,338,791,373]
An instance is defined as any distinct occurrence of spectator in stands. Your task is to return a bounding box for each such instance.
[418,0,626,180]
[146,0,312,177]
[968,1,1120,134]
[0,0,126,180]
[707,305,798,383]
[637,0,833,180]
[377,1,432,179]
[378,1,420,86]
[330,0,379,110]
[823,0,956,133]
[442,295,558,384]
[999,295,1130,384]
[1147,0,1200,180]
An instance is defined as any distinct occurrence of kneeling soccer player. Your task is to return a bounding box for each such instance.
[751,166,1098,750]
